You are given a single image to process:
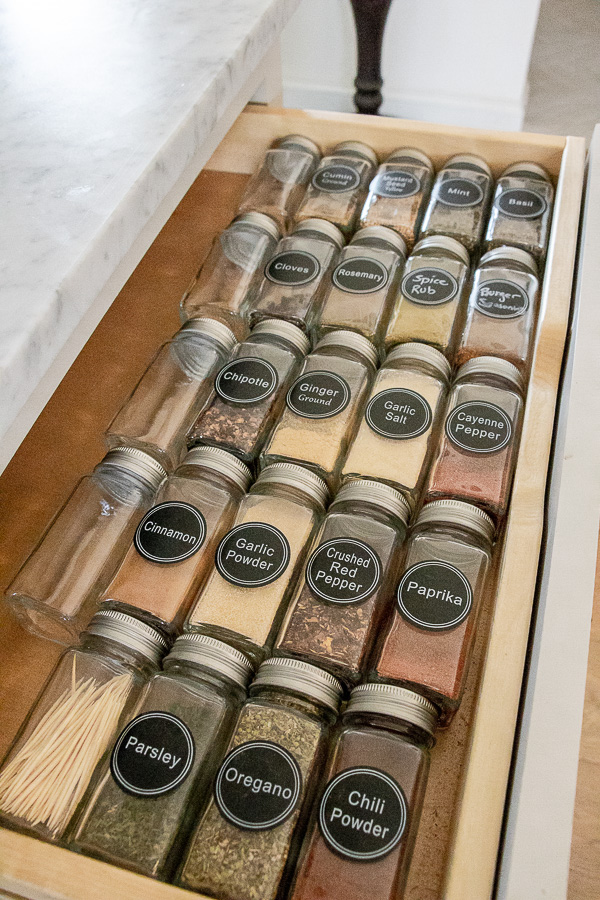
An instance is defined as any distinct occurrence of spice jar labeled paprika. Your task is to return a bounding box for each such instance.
[419,154,493,252]
[484,162,554,262]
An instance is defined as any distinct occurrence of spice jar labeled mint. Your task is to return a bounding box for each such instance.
[177,658,343,900]
[419,153,493,252]
[485,162,554,263]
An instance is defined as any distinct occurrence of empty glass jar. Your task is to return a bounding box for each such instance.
[420,154,493,252]
[485,162,554,262]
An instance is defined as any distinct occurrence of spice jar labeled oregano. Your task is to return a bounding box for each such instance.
[484,162,554,263]
[419,153,493,252]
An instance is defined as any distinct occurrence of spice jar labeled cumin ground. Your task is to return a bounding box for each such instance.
[485,162,554,263]
[178,657,343,900]
[419,154,493,252]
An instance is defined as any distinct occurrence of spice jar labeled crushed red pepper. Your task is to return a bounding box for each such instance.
[177,657,343,900]
[485,162,554,263]
[419,153,493,252]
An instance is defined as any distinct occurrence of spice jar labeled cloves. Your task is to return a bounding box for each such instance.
[185,463,328,663]
[485,162,554,262]
[178,658,343,900]
[419,154,493,252]
[72,634,252,879]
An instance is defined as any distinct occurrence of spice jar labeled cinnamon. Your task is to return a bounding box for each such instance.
[485,162,554,263]
[419,154,493,252]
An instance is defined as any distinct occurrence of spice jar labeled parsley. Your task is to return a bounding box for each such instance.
[276,480,409,685]
[485,162,554,263]
[189,320,310,463]
[178,657,343,900]
[71,634,252,879]
[420,154,493,252]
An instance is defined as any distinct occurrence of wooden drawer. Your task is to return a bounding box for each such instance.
[0,106,586,900]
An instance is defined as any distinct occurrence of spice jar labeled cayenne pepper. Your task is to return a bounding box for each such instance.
[419,153,493,252]
[485,162,554,263]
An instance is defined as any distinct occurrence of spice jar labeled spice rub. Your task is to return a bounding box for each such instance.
[72,634,252,879]
[374,500,494,722]
[485,162,554,262]
[276,480,410,685]
[426,357,525,519]
[289,683,437,900]
[262,331,378,489]
[420,154,493,252]
[342,343,450,504]
[186,463,328,663]
[189,320,310,463]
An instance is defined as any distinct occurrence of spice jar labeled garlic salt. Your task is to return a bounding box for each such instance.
[262,331,378,490]
[178,657,342,900]
[419,154,493,252]
[185,463,328,664]
[485,162,554,263]
[426,357,525,519]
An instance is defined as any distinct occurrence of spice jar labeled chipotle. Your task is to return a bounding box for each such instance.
[419,153,493,252]
[485,162,554,263]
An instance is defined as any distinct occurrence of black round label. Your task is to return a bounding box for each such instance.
[446,401,512,453]
[437,177,484,208]
[372,170,420,199]
[214,741,302,831]
[497,188,547,219]
[312,164,361,193]
[110,712,195,797]
[397,561,473,631]
[286,371,351,419]
[306,538,382,605]
[319,767,407,862]
[215,358,279,404]
[265,251,320,286]
[134,502,206,564]
[215,522,290,587]
[332,257,389,294]
[402,267,459,306]
[366,389,432,440]
[474,280,529,319]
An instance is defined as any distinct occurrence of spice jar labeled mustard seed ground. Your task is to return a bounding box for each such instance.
[262,330,378,490]
[276,480,409,685]
[374,500,494,723]
[177,657,343,900]
[426,356,525,519]
[485,162,554,263]
[419,153,493,252]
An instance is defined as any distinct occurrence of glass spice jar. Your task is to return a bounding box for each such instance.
[71,634,253,879]
[177,657,343,900]
[106,317,238,471]
[419,153,493,252]
[261,330,378,490]
[426,356,525,519]
[342,343,451,505]
[484,162,554,263]
[185,463,328,664]
[374,500,494,723]
[455,246,540,374]
[288,683,437,900]
[384,236,470,357]
[275,480,410,685]
[99,448,251,634]
[0,610,167,843]
[5,448,166,645]
[189,319,310,463]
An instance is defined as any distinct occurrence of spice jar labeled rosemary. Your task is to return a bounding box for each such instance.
[262,330,378,490]
[185,463,328,664]
[177,658,343,900]
[485,162,554,263]
[189,320,310,463]
[0,610,167,843]
[276,480,410,685]
[374,500,494,722]
[420,154,493,252]
[289,684,437,900]
[71,634,252,879]
[426,356,525,519]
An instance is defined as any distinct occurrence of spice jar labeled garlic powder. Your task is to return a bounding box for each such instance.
[420,154,493,252]
[185,463,328,663]
[276,480,410,685]
[485,162,554,263]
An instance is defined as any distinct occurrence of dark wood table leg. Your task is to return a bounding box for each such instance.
[349,0,394,115]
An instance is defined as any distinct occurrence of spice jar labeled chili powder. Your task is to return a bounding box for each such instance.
[276,480,410,685]
[189,319,310,463]
[185,463,328,664]
[419,153,493,252]
[177,657,343,900]
[426,356,525,519]
[484,162,554,263]
[289,683,437,900]
[374,499,494,722]
[71,634,252,879]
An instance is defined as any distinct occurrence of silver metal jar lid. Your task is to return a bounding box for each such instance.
[501,161,551,182]
[293,217,345,250]
[101,447,167,492]
[250,318,311,355]
[350,225,407,258]
[412,234,470,267]
[386,146,434,171]
[346,683,438,735]
[180,446,252,491]
[166,634,253,687]
[455,355,525,394]
[385,342,452,382]
[417,498,495,542]
[254,462,329,509]
[333,479,410,526]
[275,133,322,161]
[181,317,238,354]
[251,657,343,713]
[479,245,538,276]
[231,211,281,243]
[86,609,169,665]
[332,140,378,168]
[314,329,379,369]
[444,153,492,178]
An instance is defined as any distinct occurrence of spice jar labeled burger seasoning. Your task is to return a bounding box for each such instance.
[485,162,554,262]
[189,320,310,463]
[289,683,437,900]
[262,331,378,489]
[276,480,410,684]
[72,634,252,879]
[420,154,493,252]
[374,500,494,722]
[186,463,328,663]
[426,357,525,519]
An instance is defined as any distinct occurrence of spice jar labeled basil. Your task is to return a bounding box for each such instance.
[426,357,525,519]
[342,343,450,504]
[6,448,166,645]
[276,480,410,684]
[288,684,437,900]
[262,331,378,490]
[106,318,238,471]
[178,657,343,900]
[189,320,310,463]
[185,463,328,663]
[71,634,252,879]
[374,500,494,722]
[419,154,493,252]
[485,162,554,262]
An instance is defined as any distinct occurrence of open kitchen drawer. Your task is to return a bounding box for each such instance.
[0,106,586,900]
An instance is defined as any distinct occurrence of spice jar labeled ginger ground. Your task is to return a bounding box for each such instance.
[485,162,554,263]
[419,154,493,252]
